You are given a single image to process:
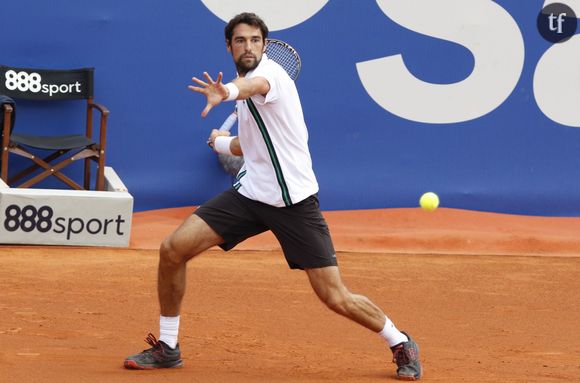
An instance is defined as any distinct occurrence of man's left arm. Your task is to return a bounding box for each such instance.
[207,129,243,156]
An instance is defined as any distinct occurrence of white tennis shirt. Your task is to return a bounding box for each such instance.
[233,54,318,207]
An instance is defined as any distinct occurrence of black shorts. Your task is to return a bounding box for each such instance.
[194,188,337,270]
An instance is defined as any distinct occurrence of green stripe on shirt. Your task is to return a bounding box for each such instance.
[247,98,292,206]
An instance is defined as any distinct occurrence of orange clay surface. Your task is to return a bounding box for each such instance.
[1,206,579,382]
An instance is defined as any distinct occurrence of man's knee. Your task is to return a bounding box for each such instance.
[159,215,222,265]
[321,289,353,315]
[159,235,188,266]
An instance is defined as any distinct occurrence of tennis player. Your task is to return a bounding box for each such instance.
[124,12,422,381]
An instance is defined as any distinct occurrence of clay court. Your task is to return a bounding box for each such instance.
[1,207,579,382]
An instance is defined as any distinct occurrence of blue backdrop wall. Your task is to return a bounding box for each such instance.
[1,0,579,216]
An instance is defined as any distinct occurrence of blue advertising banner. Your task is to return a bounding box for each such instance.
[0,1,579,215]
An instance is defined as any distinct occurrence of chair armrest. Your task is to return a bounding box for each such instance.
[2,104,13,135]
[89,102,110,116]
[2,103,14,181]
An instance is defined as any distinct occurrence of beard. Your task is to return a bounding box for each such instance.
[235,53,261,75]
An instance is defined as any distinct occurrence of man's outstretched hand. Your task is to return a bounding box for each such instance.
[188,71,229,117]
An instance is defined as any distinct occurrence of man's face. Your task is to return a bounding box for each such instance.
[227,23,265,75]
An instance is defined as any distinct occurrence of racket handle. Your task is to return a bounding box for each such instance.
[219,111,238,132]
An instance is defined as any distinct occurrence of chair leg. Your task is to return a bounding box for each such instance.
[1,105,13,183]
[96,168,105,191]
[96,154,105,191]
[84,158,91,190]
[1,147,8,183]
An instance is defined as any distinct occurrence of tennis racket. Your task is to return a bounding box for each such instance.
[218,38,302,133]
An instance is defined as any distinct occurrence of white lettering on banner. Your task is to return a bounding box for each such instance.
[5,70,41,92]
[356,0,525,124]
[4,70,82,96]
[200,0,328,31]
[534,36,580,127]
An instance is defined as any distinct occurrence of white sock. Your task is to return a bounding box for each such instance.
[378,316,408,347]
[159,315,180,349]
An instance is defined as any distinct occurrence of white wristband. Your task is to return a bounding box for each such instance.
[224,82,239,101]
[214,136,235,155]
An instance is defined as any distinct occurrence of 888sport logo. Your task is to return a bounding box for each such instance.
[4,70,82,96]
[3,204,127,240]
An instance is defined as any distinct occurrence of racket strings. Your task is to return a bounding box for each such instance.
[265,42,301,80]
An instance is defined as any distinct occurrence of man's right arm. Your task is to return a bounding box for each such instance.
[227,76,270,100]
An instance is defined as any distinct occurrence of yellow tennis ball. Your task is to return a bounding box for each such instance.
[420,192,439,211]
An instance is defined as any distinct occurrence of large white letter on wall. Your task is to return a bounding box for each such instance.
[201,0,328,31]
[534,1,580,128]
[357,0,525,124]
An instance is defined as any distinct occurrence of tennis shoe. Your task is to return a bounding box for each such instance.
[390,331,422,381]
[124,333,183,370]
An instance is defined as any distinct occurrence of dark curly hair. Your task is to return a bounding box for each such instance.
[224,12,269,44]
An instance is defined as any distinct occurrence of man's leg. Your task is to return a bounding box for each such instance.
[305,266,422,380]
[124,214,224,370]
[158,214,224,317]
[305,265,388,332]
